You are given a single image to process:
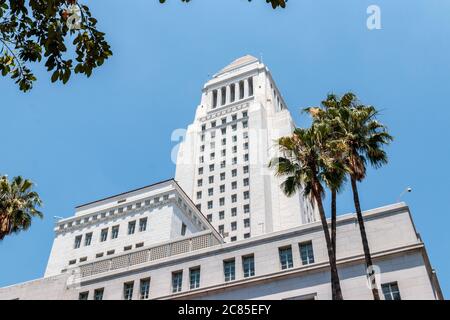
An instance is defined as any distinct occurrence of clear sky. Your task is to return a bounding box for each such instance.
[1,0,449,297]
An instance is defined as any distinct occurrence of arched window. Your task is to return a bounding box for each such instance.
[212,90,218,108]
[221,87,226,105]
[248,77,254,96]
[239,81,245,99]
[230,84,235,103]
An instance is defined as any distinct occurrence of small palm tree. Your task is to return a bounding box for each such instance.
[331,93,393,299]
[0,175,43,240]
[269,126,343,300]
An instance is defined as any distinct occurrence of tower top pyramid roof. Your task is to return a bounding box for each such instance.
[214,55,260,77]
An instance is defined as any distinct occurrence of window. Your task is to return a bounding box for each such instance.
[197,191,202,200]
[382,282,401,300]
[221,149,226,157]
[242,111,248,118]
[220,172,225,180]
[244,154,249,162]
[242,255,255,278]
[218,225,224,236]
[198,167,203,175]
[79,292,89,300]
[94,288,104,300]
[207,201,213,209]
[221,128,226,135]
[244,218,250,228]
[224,259,236,282]
[221,87,226,105]
[208,188,214,196]
[243,191,249,199]
[299,241,315,265]
[207,214,212,222]
[243,121,248,129]
[231,181,237,190]
[230,84,235,102]
[279,246,294,270]
[124,245,132,251]
[199,156,204,164]
[135,242,144,248]
[172,271,183,293]
[232,114,237,121]
[231,207,237,217]
[232,146,237,154]
[212,90,218,108]
[232,169,237,177]
[96,253,104,258]
[243,142,248,149]
[221,117,227,125]
[232,124,237,131]
[123,282,134,300]
[107,250,115,255]
[232,157,237,165]
[208,176,214,184]
[197,179,203,187]
[244,204,250,213]
[243,165,249,174]
[244,233,250,239]
[219,198,225,206]
[74,235,82,249]
[243,178,249,186]
[84,233,92,246]
[100,228,108,242]
[231,194,237,203]
[69,259,76,265]
[200,134,205,142]
[222,138,226,145]
[181,223,187,236]
[243,131,248,139]
[190,267,201,289]
[210,153,215,161]
[200,145,205,152]
[219,211,225,220]
[230,236,237,242]
[128,221,136,235]
[248,77,254,96]
[231,221,237,231]
[220,185,225,193]
[209,164,214,172]
[79,257,87,262]
[139,278,150,300]
[139,218,147,232]
[211,121,216,128]
[239,81,245,99]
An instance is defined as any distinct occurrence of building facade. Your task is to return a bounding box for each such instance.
[0,56,443,300]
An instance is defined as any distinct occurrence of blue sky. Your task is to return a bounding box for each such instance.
[1,0,449,297]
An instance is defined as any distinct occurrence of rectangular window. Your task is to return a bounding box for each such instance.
[139,278,150,300]
[243,178,249,186]
[218,225,224,236]
[244,233,250,239]
[207,201,213,209]
[139,218,147,232]
[232,157,237,165]
[135,242,144,248]
[232,114,237,121]
[220,185,225,193]
[221,87,226,105]
[231,194,237,203]
[124,245,132,251]
[74,235,82,249]
[198,167,203,175]
[244,218,250,228]
[248,77,254,96]
[197,191,202,200]
[230,84,235,102]
[244,204,250,213]
[190,267,201,289]
[211,121,216,128]
[244,191,249,199]
[299,241,315,265]
[94,288,104,300]
[224,259,236,282]
[220,160,226,168]
[243,166,249,174]
[84,233,92,246]
[219,197,225,206]
[123,282,134,300]
[100,229,108,242]
[208,188,213,196]
[128,221,136,235]
[172,271,183,293]
[231,207,237,216]
[197,179,203,187]
[111,226,119,239]
[242,255,255,278]
[219,211,225,220]
[279,246,294,270]
[232,169,237,177]
[382,282,401,300]
[243,121,248,129]
[207,214,212,222]
[222,138,226,146]
[244,154,249,162]
[231,236,237,242]
[231,221,237,231]
[181,223,187,236]
[220,172,225,180]
[212,90,218,108]
[232,135,237,142]
[78,291,89,300]
[239,81,245,99]
[107,250,115,255]
[221,128,226,135]
[231,181,237,190]
[79,257,87,262]
[208,176,214,184]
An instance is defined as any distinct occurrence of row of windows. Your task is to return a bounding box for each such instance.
[211,78,253,108]
[69,242,146,265]
[79,279,402,300]
[198,165,249,177]
[197,178,249,190]
[206,204,250,221]
[73,218,148,249]
[197,190,249,201]
[199,143,249,163]
[200,124,248,142]
[201,112,248,132]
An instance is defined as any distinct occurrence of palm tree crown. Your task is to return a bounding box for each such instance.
[0,175,43,240]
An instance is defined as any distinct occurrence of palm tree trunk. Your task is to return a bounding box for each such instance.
[312,183,343,300]
[331,189,337,257]
[350,176,381,300]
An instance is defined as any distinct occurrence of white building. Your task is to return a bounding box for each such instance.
[0,56,443,300]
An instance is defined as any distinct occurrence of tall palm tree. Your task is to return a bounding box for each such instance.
[0,175,43,240]
[269,126,343,300]
[330,94,393,299]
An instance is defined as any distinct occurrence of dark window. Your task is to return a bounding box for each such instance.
[128,221,136,235]
[239,81,245,99]
[94,288,104,300]
[299,241,315,265]
[190,267,201,289]
[181,223,187,236]
[172,271,183,293]
[279,246,294,270]
[78,291,89,300]
[223,259,236,282]
[382,282,401,300]
[140,278,150,300]
[242,255,255,277]
[123,282,134,300]
[139,218,147,232]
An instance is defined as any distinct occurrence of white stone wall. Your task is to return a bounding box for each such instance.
[1,203,441,300]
